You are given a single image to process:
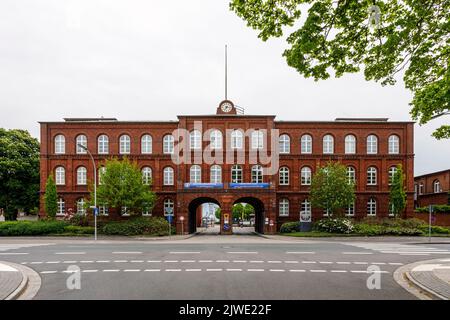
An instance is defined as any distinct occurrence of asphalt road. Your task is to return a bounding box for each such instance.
[1,231,450,300]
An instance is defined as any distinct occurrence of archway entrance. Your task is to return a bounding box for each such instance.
[188,197,220,234]
[233,197,265,234]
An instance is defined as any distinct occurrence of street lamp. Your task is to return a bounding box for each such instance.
[77,143,97,241]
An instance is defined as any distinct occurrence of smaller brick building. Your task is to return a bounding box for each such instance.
[414,169,450,208]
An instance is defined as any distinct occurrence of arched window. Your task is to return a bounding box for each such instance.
[346,202,355,216]
[388,135,400,154]
[301,134,312,154]
[279,199,289,216]
[323,135,334,154]
[279,167,289,185]
[164,199,174,215]
[76,198,86,215]
[345,135,356,154]
[388,166,398,185]
[347,166,356,184]
[189,130,201,150]
[367,198,377,216]
[55,166,65,185]
[210,165,222,183]
[301,167,312,185]
[54,135,65,154]
[251,130,264,149]
[142,167,152,185]
[210,130,222,150]
[98,135,109,154]
[231,165,243,183]
[279,134,290,154]
[163,135,174,154]
[98,166,106,185]
[367,167,377,185]
[301,199,311,214]
[57,198,65,215]
[251,165,263,183]
[231,130,243,149]
[141,135,152,154]
[77,166,87,185]
[119,135,131,154]
[76,135,87,154]
[190,165,201,183]
[367,135,378,154]
[163,167,174,185]
[434,180,441,193]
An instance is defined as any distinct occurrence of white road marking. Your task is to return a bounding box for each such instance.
[181,260,196,263]
[310,270,327,273]
[170,252,200,254]
[227,252,258,254]
[80,261,94,263]
[55,252,86,255]
[248,269,265,272]
[249,260,264,263]
[20,262,27,265]
[412,264,442,272]
[112,252,142,254]
[399,253,430,256]
[0,263,17,272]
[206,269,223,272]
[103,269,120,272]
[286,252,315,254]
[123,269,140,272]
[337,262,351,265]
[144,269,161,272]
[114,260,128,263]
[198,260,213,263]
[96,260,110,263]
[0,252,29,255]
[63,261,77,264]
[371,262,386,265]
[30,262,43,264]
[342,252,373,255]
[302,261,316,264]
[164,260,179,263]
[285,261,299,264]
[130,260,144,263]
[40,271,57,274]
[289,269,306,273]
[226,269,242,272]
[45,261,60,264]
[269,269,285,272]
[185,269,202,272]
[147,260,161,263]
[268,261,282,264]
[82,270,98,273]
[165,269,181,272]
[353,262,369,265]
[331,270,347,273]
[216,260,229,263]
[233,260,247,263]
[389,262,403,265]
[319,261,333,264]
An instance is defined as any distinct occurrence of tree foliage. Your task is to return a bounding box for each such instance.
[94,158,156,216]
[310,162,355,216]
[0,129,40,220]
[44,175,57,219]
[232,203,244,220]
[389,164,407,217]
[230,0,450,139]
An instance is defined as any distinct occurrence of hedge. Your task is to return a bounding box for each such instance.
[101,217,170,236]
[0,220,69,236]
[415,205,450,213]
[279,221,300,233]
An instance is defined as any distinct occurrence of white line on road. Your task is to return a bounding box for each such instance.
[144,269,161,272]
[310,270,327,273]
[269,269,285,272]
[40,271,58,274]
[63,261,77,264]
[114,260,128,263]
[371,262,386,265]
[336,262,351,264]
[96,260,110,263]
[248,269,265,272]
[268,261,282,264]
[55,252,86,255]
[45,261,60,264]
[103,269,120,272]
[342,252,373,255]
[302,261,316,264]
[0,252,29,255]
[285,261,299,264]
[185,269,202,272]
[164,260,179,263]
[227,252,258,254]
[82,270,98,273]
[170,252,200,254]
[165,269,182,272]
[319,262,333,264]
[216,260,229,263]
[198,260,213,263]
[286,252,315,254]
[289,269,306,273]
[112,252,142,254]
[233,260,247,263]
[226,269,242,272]
[131,260,144,263]
[123,269,140,272]
[331,270,347,273]
[249,261,264,263]
[147,260,161,263]
[388,262,403,265]
[30,262,43,264]
[80,261,94,263]
[206,269,223,272]
[353,262,369,265]
[181,260,196,263]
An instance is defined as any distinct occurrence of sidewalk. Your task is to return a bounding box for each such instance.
[0,262,24,300]
[0,261,41,300]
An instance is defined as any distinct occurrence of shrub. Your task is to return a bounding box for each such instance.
[69,215,90,227]
[280,221,300,233]
[63,225,95,235]
[314,218,354,234]
[0,221,68,236]
[101,217,170,236]
[353,224,385,236]
[415,205,450,213]
[419,225,450,234]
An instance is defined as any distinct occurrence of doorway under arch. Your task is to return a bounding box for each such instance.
[188,197,221,234]
[233,197,265,234]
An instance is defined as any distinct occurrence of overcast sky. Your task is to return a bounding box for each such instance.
[0,0,448,176]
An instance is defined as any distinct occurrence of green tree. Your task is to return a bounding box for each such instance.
[243,204,255,220]
[0,129,40,220]
[44,175,58,219]
[232,203,244,220]
[230,1,450,139]
[94,158,156,216]
[310,162,355,216]
[389,164,407,217]
[215,207,222,221]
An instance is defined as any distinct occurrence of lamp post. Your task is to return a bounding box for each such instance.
[77,143,97,241]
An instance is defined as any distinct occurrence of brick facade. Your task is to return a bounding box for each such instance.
[414,169,450,207]
[39,102,415,234]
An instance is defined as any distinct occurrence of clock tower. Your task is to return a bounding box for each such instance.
[216,100,237,115]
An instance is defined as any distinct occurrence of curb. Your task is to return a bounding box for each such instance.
[1,261,41,300]
[405,271,448,300]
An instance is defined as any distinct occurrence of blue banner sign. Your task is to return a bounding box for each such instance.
[229,183,270,189]
[184,183,224,189]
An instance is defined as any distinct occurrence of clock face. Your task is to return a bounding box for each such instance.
[221,102,233,113]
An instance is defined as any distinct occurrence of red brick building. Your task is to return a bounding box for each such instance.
[39,100,415,234]
[414,169,450,208]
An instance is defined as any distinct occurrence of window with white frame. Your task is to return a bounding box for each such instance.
[210,130,222,150]
[98,166,106,185]
[121,206,129,216]
[345,135,356,154]
[141,135,152,154]
[77,166,87,185]
[99,205,109,216]
[279,134,290,154]
[190,165,201,183]
[367,135,378,154]
[231,165,243,183]
[323,135,334,154]
[279,199,289,216]
[231,130,243,149]
[57,198,65,215]
[142,167,152,185]
[301,199,311,214]
[367,167,377,185]
[388,166,398,185]
[210,165,222,183]
[98,135,109,154]
[419,183,424,194]
[76,198,86,215]
[345,202,355,216]
[388,135,400,154]
[301,134,312,154]
[54,135,65,154]
[434,180,441,193]
[55,166,65,185]
[164,199,174,215]
[251,165,263,183]
[189,130,201,150]
[119,135,131,154]
[251,130,264,149]
[389,203,395,217]
[163,167,174,185]
[76,135,87,154]
[367,198,377,216]
[323,208,331,217]
[142,203,152,216]
[347,166,356,184]
[279,167,289,185]
[163,135,174,154]
[301,167,312,185]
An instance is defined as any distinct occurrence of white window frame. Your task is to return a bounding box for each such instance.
[301,167,312,185]
[301,199,311,215]
[279,199,289,217]
[251,165,263,183]
[388,135,400,154]
[54,135,65,154]
[344,135,356,154]
[190,165,201,183]
[231,130,243,149]
[323,135,334,154]
[210,165,222,183]
[163,167,174,186]
[57,198,65,216]
[189,130,201,150]
[434,180,441,193]
[164,199,174,215]
[345,202,355,216]
[251,130,264,150]
[119,135,131,154]
[367,198,377,216]
[55,166,65,185]
[163,135,174,154]
[77,167,87,185]
[210,130,223,150]
[301,135,312,154]
[77,198,86,215]
[279,134,290,154]
[76,135,87,154]
[347,166,356,184]
[231,165,243,183]
[367,167,377,185]
[98,135,109,154]
[141,135,152,154]
[99,205,109,216]
[367,135,378,154]
[388,166,397,185]
[142,167,152,185]
[279,167,289,185]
